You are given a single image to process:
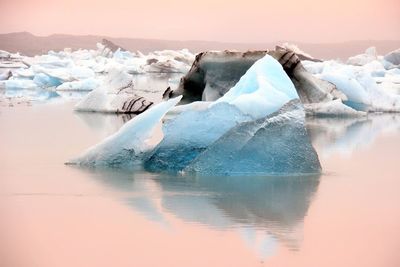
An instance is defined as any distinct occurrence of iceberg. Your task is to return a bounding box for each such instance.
[74,68,153,113]
[279,43,321,62]
[304,59,400,112]
[324,68,400,112]
[33,73,63,87]
[0,70,12,81]
[145,55,301,172]
[1,45,194,103]
[184,100,321,176]
[56,78,101,91]
[145,102,252,172]
[347,47,378,66]
[67,96,182,166]
[304,99,366,117]
[168,47,342,108]
[5,79,38,90]
[215,54,299,119]
[169,50,269,103]
[384,48,400,67]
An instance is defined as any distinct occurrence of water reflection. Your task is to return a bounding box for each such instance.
[77,166,320,259]
[74,111,134,137]
[306,114,400,157]
[72,111,400,260]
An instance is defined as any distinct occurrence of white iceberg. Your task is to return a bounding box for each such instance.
[56,78,101,91]
[304,59,400,112]
[304,99,366,117]
[4,79,38,90]
[74,68,153,113]
[347,47,378,66]
[1,45,194,102]
[384,48,400,67]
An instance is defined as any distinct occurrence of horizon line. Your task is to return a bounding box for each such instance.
[2,31,400,46]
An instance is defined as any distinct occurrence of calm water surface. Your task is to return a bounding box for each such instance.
[1,102,399,267]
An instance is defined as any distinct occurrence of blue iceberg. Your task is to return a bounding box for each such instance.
[184,100,321,176]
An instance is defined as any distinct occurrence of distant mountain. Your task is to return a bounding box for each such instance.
[0,32,399,60]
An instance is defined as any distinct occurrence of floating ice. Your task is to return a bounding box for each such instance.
[347,47,378,66]
[215,54,299,119]
[146,55,299,172]
[384,48,400,67]
[184,100,321,176]
[33,73,62,87]
[304,59,400,112]
[1,45,194,103]
[67,96,182,166]
[56,77,101,91]
[304,99,366,117]
[75,68,153,113]
[145,102,252,172]
[4,79,38,90]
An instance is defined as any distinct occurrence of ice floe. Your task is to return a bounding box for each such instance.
[0,43,195,103]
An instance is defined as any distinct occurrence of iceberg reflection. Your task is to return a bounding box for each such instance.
[306,114,400,157]
[78,167,320,257]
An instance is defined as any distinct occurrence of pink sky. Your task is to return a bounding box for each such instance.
[0,0,399,43]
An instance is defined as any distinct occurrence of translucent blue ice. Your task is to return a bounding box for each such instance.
[184,100,321,176]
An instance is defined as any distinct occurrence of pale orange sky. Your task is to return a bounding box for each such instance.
[0,0,399,43]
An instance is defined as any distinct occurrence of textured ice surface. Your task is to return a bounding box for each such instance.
[304,99,366,117]
[56,78,101,91]
[184,100,321,176]
[145,102,252,172]
[303,58,400,112]
[74,68,153,113]
[67,96,182,166]
[215,55,299,119]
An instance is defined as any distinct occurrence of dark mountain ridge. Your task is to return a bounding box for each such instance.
[1,32,399,60]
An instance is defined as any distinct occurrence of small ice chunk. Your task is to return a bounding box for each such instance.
[304,99,366,117]
[5,79,38,90]
[347,47,377,66]
[56,78,101,91]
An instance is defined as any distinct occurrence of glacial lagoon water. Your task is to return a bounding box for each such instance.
[1,101,400,267]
